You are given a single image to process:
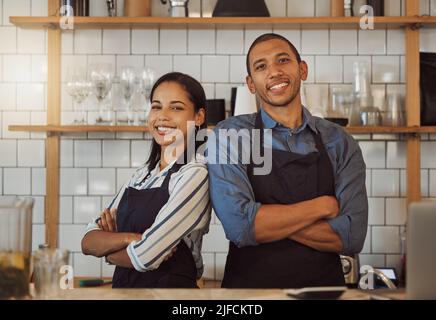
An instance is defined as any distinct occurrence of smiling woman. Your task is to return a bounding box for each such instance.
[81,72,211,289]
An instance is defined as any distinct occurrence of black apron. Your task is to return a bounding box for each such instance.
[112,162,197,288]
[221,111,345,288]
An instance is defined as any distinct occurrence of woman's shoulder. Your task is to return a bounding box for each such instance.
[178,154,208,176]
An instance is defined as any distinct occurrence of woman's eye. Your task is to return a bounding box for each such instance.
[151,105,161,110]
[171,106,184,111]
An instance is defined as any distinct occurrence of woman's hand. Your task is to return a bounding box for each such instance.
[98,208,117,232]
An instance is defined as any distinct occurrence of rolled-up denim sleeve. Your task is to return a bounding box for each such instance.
[328,135,368,256]
[207,126,261,248]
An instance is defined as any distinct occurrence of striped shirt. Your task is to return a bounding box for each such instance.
[85,153,211,278]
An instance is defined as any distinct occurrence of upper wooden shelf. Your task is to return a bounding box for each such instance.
[9,16,436,30]
[8,125,436,134]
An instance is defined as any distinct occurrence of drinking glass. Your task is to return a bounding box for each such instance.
[139,67,156,125]
[120,66,138,125]
[65,66,92,124]
[90,63,114,125]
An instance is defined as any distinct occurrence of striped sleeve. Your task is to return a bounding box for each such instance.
[126,164,210,272]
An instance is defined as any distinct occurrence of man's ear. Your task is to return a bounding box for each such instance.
[299,61,308,81]
[246,75,256,94]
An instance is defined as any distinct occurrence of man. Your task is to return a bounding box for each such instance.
[207,33,368,288]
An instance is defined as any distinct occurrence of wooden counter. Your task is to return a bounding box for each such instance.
[30,287,405,300]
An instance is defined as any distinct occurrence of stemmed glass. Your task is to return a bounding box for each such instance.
[65,66,92,124]
[139,67,156,125]
[89,63,114,125]
[120,66,137,125]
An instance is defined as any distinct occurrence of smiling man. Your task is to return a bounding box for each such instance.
[207,33,368,288]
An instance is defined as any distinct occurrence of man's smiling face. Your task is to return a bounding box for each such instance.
[246,38,308,109]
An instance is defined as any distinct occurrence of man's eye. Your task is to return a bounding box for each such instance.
[255,64,266,71]
[279,57,290,63]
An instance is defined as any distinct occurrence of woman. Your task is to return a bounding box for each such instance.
[81,72,211,288]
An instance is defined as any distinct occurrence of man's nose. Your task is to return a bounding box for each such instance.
[268,64,284,78]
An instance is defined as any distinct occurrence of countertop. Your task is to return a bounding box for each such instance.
[30,286,406,300]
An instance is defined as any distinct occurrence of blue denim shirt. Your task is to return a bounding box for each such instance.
[207,107,368,256]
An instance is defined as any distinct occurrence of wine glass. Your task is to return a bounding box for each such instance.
[65,66,92,124]
[120,66,137,125]
[139,67,156,125]
[89,63,114,125]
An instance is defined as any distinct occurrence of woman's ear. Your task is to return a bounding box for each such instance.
[195,108,206,126]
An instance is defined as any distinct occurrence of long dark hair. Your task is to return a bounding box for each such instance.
[146,72,207,172]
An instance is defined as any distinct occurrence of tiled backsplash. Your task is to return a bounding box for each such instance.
[1,0,436,280]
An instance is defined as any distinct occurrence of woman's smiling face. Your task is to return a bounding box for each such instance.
[148,81,204,149]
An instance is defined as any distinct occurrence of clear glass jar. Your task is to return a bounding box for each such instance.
[0,197,34,299]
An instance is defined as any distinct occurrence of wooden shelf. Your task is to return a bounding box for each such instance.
[9,16,436,30]
[8,125,150,133]
[8,125,436,134]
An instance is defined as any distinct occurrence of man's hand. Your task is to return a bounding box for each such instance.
[98,208,117,232]
[316,196,339,220]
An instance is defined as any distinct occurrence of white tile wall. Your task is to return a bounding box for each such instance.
[315,56,342,83]
[59,224,85,252]
[132,30,159,54]
[386,198,407,225]
[17,140,45,167]
[359,141,385,168]
[17,29,45,54]
[229,55,246,84]
[74,140,101,168]
[2,0,435,279]
[60,168,87,195]
[17,83,45,110]
[160,29,187,55]
[3,168,31,195]
[0,140,16,166]
[301,30,329,55]
[173,55,201,81]
[102,140,130,167]
[103,30,130,55]
[131,140,151,167]
[32,196,44,224]
[88,168,116,195]
[358,30,386,55]
[216,30,243,54]
[372,226,400,254]
[74,30,102,55]
[202,56,229,83]
[74,196,101,224]
[0,27,16,54]
[188,29,215,54]
[31,168,45,195]
[60,196,73,224]
[368,197,385,225]
[3,55,31,82]
[330,30,358,55]
[372,169,399,197]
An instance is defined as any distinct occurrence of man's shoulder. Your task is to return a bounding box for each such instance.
[214,113,257,131]
[314,116,358,147]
